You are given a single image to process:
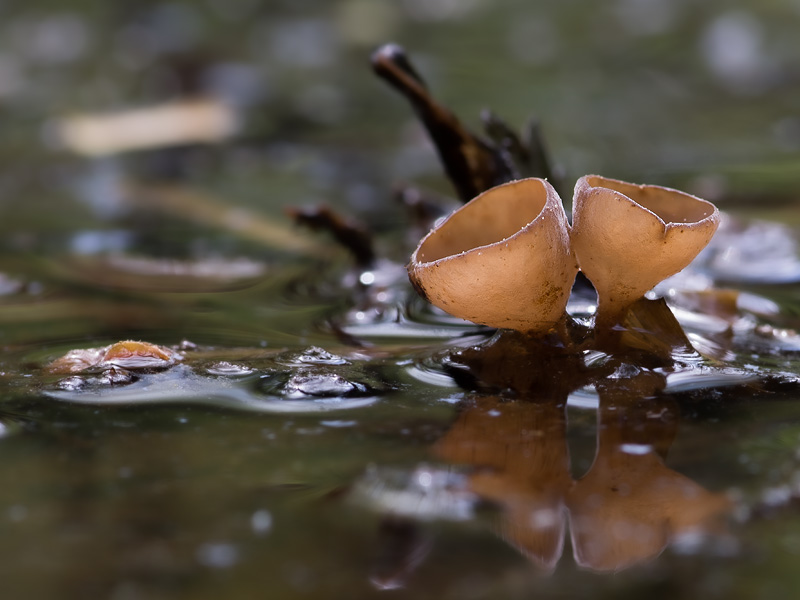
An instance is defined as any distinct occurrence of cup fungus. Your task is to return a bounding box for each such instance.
[571,175,720,335]
[408,178,577,335]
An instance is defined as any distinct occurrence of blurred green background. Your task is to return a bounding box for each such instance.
[1,0,799,234]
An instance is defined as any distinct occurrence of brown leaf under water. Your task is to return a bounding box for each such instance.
[602,297,698,363]
[444,329,592,396]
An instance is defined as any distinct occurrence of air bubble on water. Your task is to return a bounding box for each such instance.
[294,346,349,366]
[207,361,255,376]
[284,371,366,398]
[58,376,86,391]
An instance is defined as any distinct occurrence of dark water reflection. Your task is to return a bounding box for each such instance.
[3,337,800,599]
[416,373,730,574]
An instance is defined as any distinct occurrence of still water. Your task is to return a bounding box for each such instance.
[1,1,800,598]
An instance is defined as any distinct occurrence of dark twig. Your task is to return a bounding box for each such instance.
[286,205,375,267]
[481,110,565,199]
[480,110,525,179]
[523,119,565,199]
[371,44,514,202]
[393,184,454,229]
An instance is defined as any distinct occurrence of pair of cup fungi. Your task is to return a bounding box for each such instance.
[408,175,720,347]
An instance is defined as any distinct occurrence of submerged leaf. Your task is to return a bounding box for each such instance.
[616,297,699,363]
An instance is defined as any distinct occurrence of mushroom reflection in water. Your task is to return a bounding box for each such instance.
[568,373,731,572]
[408,178,577,337]
[434,396,571,570]
[571,175,720,341]
[433,372,730,572]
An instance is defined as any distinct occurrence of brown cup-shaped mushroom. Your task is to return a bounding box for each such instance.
[408,178,577,335]
[571,175,720,334]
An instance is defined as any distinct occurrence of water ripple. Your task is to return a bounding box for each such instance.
[45,365,380,413]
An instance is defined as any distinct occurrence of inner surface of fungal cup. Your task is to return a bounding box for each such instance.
[571,175,720,335]
[408,178,578,335]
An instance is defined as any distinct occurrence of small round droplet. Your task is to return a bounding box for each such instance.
[97,367,137,385]
[207,361,254,376]
[284,371,367,398]
[295,346,349,366]
[58,376,86,391]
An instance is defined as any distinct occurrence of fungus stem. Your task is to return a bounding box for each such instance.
[593,298,630,350]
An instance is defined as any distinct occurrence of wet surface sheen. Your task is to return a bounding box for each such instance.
[1,1,800,599]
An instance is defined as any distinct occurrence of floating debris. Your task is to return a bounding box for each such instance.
[56,98,239,156]
[48,340,182,374]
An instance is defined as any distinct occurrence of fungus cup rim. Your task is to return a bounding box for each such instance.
[410,177,558,268]
[575,175,719,230]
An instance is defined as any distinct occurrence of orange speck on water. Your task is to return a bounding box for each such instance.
[102,340,174,362]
